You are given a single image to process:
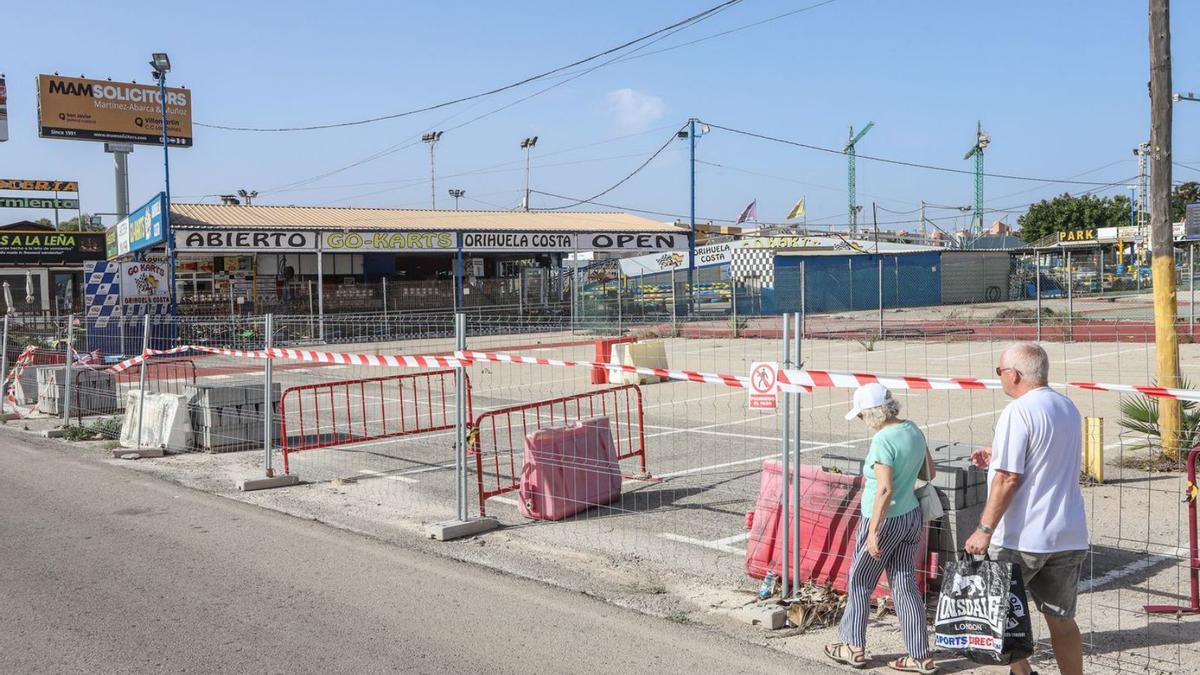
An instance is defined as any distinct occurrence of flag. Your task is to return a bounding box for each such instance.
[785,198,806,221]
[735,200,757,224]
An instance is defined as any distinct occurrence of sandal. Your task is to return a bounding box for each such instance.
[889,656,937,674]
[824,643,867,669]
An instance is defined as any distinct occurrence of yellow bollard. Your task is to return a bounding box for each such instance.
[1083,417,1104,483]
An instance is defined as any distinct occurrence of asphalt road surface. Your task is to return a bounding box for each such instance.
[0,430,833,674]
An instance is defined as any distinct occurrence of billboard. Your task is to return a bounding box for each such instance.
[107,193,167,258]
[0,196,79,210]
[0,75,8,142]
[0,179,78,192]
[37,75,192,147]
[175,229,319,252]
[0,229,105,263]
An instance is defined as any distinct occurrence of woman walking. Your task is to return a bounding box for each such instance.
[825,383,937,674]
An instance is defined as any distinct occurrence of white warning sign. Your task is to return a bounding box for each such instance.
[748,361,779,411]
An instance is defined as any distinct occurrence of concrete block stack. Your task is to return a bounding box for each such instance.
[819,440,988,570]
[36,367,119,417]
[185,381,281,453]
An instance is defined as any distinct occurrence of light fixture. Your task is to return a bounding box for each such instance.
[422,131,444,143]
[150,52,171,76]
[520,136,538,149]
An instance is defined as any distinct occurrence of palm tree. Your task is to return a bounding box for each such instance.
[1118,384,1200,462]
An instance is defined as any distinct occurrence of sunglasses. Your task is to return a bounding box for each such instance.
[995,367,1019,377]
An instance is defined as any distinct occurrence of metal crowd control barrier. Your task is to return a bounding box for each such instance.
[470,384,647,516]
[279,369,471,475]
[1145,445,1200,615]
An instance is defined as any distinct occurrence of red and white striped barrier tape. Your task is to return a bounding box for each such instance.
[104,343,1200,402]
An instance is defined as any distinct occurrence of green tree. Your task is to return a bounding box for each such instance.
[1017,193,1132,242]
[1173,181,1200,223]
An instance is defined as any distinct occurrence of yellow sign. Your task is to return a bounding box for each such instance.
[323,231,456,251]
[0,179,78,192]
[37,75,193,147]
[1058,228,1097,243]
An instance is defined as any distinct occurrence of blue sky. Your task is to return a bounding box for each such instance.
[2,0,1198,232]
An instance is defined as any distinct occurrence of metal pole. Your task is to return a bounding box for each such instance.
[455,233,464,310]
[671,267,677,335]
[157,74,178,316]
[62,315,74,424]
[307,279,314,338]
[799,262,806,343]
[316,247,325,342]
[0,315,8,405]
[382,276,389,321]
[731,275,738,337]
[263,313,275,477]
[1067,249,1073,337]
[616,275,622,331]
[877,256,884,337]
[779,314,792,600]
[790,311,802,593]
[1191,243,1195,336]
[1099,247,1105,297]
[688,118,697,318]
[135,315,150,450]
[113,150,131,219]
[455,312,468,521]
[1036,249,1042,341]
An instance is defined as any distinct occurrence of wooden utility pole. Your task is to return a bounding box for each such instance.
[1150,0,1181,460]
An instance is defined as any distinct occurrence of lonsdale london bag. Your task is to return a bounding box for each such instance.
[933,553,1034,665]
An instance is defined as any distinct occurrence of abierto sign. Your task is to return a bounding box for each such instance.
[37,75,193,147]
[176,229,318,252]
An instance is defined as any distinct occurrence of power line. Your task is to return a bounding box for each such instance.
[701,121,1134,186]
[196,0,743,132]
[534,125,686,210]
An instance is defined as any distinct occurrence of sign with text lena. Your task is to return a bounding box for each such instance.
[37,75,193,147]
[107,193,167,258]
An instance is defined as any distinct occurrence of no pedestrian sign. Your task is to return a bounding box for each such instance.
[748,362,779,411]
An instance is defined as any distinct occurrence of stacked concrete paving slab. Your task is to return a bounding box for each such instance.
[185,381,281,453]
[36,367,119,417]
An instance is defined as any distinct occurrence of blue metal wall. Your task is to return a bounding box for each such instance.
[771,252,942,314]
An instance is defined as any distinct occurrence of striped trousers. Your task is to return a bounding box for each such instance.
[838,506,928,659]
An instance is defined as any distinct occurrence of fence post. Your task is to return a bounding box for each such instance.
[1191,243,1195,337]
[790,311,802,594]
[382,276,389,322]
[731,278,739,337]
[616,276,623,331]
[455,312,468,521]
[671,267,678,335]
[263,313,275,478]
[779,314,792,600]
[135,314,150,450]
[877,256,884,338]
[1036,250,1042,341]
[1066,249,1073,339]
[0,314,8,405]
[800,262,806,342]
[62,315,74,425]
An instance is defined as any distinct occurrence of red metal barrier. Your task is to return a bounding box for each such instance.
[1145,445,1200,615]
[280,369,471,475]
[471,384,647,516]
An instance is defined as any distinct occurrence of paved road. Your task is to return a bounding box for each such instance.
[0,431,832,674]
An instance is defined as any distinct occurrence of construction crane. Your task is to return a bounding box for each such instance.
[845,121,874,236]
[962,121,990,245]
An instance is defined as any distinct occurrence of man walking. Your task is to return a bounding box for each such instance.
[965,342,1088,675]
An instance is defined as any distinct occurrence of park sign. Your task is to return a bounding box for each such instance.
[107,193,167,258]
[1058,228,1097,244]
[37,75,193,147]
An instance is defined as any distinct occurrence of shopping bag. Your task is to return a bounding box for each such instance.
[933,553,1034,665]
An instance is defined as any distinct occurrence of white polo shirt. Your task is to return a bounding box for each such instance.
[990,386,1089,553]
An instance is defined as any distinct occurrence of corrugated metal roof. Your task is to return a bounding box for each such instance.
[170,203,681,233]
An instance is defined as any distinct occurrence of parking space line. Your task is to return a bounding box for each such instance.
[357,468,419,483]
[658,532,746,555]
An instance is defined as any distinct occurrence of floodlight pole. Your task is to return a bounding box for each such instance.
[154,60,177,316]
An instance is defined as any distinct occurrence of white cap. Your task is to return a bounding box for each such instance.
[845,382,892,420]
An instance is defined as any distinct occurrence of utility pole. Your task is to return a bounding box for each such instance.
[423,131,444,209]
[919,201,927,244]
[520,136,538,211]
[448,188,465,210]
[845,122,874,237]
[1135,141,1152,253]
[1149,0,1181,460]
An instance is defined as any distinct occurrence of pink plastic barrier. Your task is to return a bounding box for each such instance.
[518,416,623,521]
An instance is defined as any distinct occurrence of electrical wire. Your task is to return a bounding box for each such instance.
[196,0,743,132]
[701,121,1135,186]
[534,125,687,210]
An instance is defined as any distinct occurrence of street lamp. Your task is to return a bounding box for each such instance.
[520,136,538,211]
[1175,92,1199,103]
[448,188,465,210]
[422,131,444,209]
[149,51,177,315]
[236,189,258,206]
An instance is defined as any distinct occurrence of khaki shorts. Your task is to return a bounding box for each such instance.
[989,546,1087,619]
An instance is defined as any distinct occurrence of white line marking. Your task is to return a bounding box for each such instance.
[357,468,418,483]
[490,496,520,506]
[1080,554,1172,592]
[713,531,752,546]
[658,532,746,555]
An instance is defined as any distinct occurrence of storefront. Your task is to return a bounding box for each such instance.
[165,204,687,315]
[0,221,105,314]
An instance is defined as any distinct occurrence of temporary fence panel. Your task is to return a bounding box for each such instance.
[471,384,646,516]
[279,369,469,474]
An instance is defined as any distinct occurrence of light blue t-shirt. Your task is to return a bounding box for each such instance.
[861,420,927,519]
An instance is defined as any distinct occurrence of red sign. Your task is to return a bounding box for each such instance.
[748,362,779,411]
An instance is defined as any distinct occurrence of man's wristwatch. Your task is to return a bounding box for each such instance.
[976,523,995,535]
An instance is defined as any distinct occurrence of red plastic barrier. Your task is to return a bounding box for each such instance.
[472,384,647,516]
[591,336,637,384]
[745,460,931,598]
[1145,445,1200,615]
[280,369,471,475]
